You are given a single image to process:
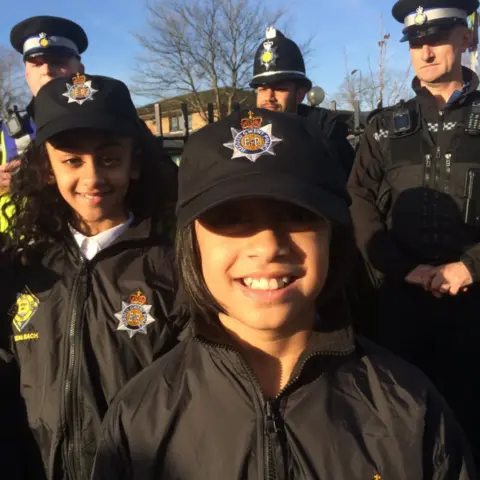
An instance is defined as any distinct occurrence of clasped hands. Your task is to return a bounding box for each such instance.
[405,262,473,298]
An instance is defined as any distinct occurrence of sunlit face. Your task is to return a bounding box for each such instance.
[25,54,84,96]
[195,198,330,336]
[46,131,139,235]
[256,81,307,113]
[409,26,470,84]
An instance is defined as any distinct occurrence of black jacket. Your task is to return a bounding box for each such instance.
[92,322,474,480]
[298,104,355,177]
[348,68,480,283]
[0,217,179,480]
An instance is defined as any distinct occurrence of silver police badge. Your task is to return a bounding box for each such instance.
[414,6,427,25]
[260,26,278,70]
[63,73,98,105]
[115,290,155,338]
[223,111,282,162]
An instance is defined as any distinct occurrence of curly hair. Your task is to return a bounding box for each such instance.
[1,130,177,264]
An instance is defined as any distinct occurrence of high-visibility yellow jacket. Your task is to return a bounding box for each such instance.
[0,110,36,232]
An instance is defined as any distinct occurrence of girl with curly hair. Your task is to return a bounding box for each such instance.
[0,73,179,480]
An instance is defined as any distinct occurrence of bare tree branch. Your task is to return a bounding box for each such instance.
[132,0,285,119]
[0,47,28,114]
[331,16,411,111]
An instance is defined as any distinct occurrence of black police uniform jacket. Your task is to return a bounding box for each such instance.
[348,67,480,283]
[91,321,474,480]
[0,217,179,480]
[298,104,355,177]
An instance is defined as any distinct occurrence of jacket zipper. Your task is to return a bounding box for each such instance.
[195,338,351,480]
[62,261,88,480]
[265,399,282,480]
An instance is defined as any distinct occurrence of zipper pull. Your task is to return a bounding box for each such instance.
[436,146,441,159]
[265,400,282,435]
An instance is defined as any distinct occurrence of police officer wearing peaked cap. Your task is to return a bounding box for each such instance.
[10,15,88,60]
[0,16,88,233]
[251,27,355,177]
[348,0,480,465]
[3,15,88,163]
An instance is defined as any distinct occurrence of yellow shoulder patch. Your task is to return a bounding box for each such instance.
[10,290,39,332]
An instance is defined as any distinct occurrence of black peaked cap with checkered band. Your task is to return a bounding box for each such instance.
[250,27,312,90]
[11,15,88,60]
[392,0,479,42]
[34,73,142,145]
[177,108,351,229]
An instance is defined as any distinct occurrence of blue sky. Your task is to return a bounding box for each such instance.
[0,0,413,106]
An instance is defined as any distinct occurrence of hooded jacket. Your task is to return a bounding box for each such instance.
[0,217,180,480]
[91,321,475,480]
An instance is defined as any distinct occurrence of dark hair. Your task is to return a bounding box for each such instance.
[1,128,177,264]
[175,219,356,323]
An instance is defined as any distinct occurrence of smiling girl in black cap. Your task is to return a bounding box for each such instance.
[92,108,475,479]
[0,73,180,479]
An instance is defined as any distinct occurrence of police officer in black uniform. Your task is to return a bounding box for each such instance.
[251,27,355,176]
[348,0,480,463]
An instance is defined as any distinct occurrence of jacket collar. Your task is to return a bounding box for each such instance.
[412,66,479,107]
[59,215,165,265]
[189,316,355,357]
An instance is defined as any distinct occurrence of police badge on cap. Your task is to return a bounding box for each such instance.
[392,0,479,41]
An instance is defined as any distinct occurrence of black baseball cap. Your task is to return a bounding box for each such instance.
[35,73,142,145]
[11,15,88,60]
[392,0,478,42]
[177,108,351,229]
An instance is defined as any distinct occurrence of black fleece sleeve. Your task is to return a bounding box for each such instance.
[460,244,480,283]
[347,118,418,280]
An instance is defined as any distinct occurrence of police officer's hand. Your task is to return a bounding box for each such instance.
[0,161,21,196]
[428,262,473,296]
[405,265,436,288]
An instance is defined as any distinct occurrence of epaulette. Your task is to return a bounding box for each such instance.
[366,107,385,124]
[366,98,416,125]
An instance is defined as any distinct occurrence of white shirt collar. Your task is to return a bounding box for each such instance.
[69,214,134,261]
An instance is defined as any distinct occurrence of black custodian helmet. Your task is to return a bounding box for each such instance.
[250,27,312,91]
[392,0,479,42]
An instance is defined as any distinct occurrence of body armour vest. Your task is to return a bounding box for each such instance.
[373,95,480,264]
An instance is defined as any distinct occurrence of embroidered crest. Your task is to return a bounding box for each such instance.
[63,73,98,105]
[373,474,382,480]
[9,289,40,332]
[223,111,282,162]
[115,290,155,338]
[414,6,427,25]
[39,32,49,48]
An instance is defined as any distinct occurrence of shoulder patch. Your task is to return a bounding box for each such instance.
[366,107,385,124]
[9,288,40,332]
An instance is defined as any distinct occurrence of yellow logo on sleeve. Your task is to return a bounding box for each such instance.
[10,289,40,333]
